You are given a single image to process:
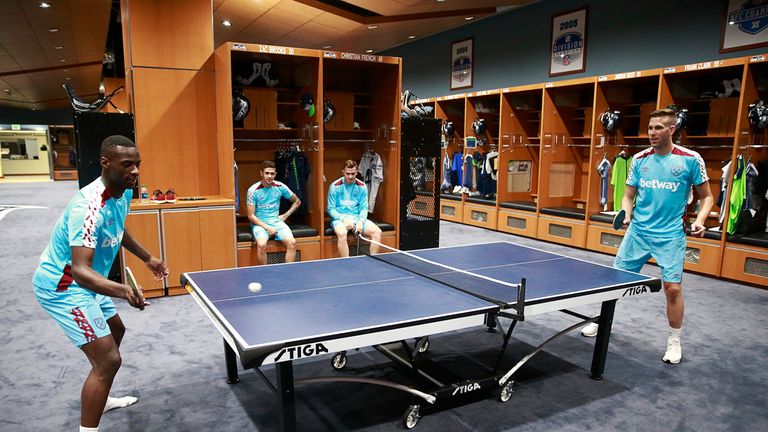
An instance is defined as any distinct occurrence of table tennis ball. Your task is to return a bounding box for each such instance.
[248,282,262,293]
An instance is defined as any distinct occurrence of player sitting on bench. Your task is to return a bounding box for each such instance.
[327,159,382,257]
[247,160,301,265]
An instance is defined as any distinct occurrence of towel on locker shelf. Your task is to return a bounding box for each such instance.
[359,151,384,212]
[486,151,499,180]
[507,160,532,193]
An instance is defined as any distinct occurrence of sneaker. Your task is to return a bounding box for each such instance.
[164,188,177,204]
[150,190,166,204]
[581,322,598,337]
[662,339,682,364]
[452,185,462,194]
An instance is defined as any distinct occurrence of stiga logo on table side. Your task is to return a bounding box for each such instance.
[622,285,650,297]
[452,382,481,396]
[274,343,329,362]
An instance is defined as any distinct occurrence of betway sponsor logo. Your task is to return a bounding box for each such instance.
[274,343,329,362]
[639,179,680,192]
[622,285,650,297]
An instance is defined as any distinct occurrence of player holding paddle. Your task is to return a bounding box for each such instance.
[32,135,168,432]
[581,109,713,365]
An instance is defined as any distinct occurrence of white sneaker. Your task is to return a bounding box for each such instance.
[662,339,682,364]
[581,323,598,337]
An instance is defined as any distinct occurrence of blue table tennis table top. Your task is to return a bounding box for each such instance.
[182,241,658,355]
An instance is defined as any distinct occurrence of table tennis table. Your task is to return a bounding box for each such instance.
[181,240,661,431]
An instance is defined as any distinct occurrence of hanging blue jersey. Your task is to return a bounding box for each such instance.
[246,181,294,221]
[327,177,368,221]
[626,145,708,238]
[33,178,132,292]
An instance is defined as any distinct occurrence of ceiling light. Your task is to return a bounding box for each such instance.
[367,25,378,29]
[322,45,332,49]
[3,89,11,95]
[465,16,474,21]
[59,59,66,62]
[62,69,69,72]
[408,35,416,39]
[39,2,52,8]
[366,49,373,53]
[222,20,231,27]
[437,0,445,2]
[53,45,63,50]
[729,21,735,25]
[48,27,58,32]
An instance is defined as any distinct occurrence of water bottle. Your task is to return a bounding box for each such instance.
[140,185,149,204]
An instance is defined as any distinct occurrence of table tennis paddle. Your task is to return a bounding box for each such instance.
[612,209,627,230]
[124,266,144,311]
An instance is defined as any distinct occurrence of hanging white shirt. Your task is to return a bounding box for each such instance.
[359,152,384,212]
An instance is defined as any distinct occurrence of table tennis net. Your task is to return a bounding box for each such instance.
[358,235,521,307]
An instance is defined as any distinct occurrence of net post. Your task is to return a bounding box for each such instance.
[515,278,526,321]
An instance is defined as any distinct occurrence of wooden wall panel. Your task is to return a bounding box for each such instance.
[122,211,164,297]
[215,44,235,201]
[162,210,202,290]
[124,0,213,70]
[199,207,237,271]
[132,68,218,196]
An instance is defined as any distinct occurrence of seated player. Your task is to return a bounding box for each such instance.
[247,160,301,265]
[327,159,382,256]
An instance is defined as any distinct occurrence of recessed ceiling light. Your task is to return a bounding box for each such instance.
[59,59,66,62]
[53,45,63,50]
[322,45,332,49]
[39,2,52,8]
[366,49,373,53]
[437,0,445,2]
[465,16,474,21]
[222,20,231,27]
[408,35,416,39]
[367,25,378,29]
[729,21,735,25]
[48,27,59,32]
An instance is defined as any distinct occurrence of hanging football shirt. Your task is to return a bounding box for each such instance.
[596,157,612,207]
[359,152,384,212]
[610,156,630,211]
[727,155,746,235]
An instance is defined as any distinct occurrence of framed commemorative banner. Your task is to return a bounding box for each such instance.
[549,7,588,77]
[450,38,473,90]
[721,0,768,53]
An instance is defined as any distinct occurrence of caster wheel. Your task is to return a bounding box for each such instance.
[417,338,430,353]
[498,380,514,402]
[331,351,347,370]
[402,404,420,429]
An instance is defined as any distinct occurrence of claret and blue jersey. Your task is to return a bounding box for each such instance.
[327,177,368,221]
[33,178,132,291]
[626,145,708,238]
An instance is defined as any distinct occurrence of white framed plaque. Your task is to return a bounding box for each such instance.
[450,38,474,90]
[549,7,588,77]
[721,0,768,53]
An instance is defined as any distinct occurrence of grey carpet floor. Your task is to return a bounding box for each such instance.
[1,180,766,432]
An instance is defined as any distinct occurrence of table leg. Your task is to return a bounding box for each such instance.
[590,300,617,380]
[276,362,297,432]
[224,339,240,384]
